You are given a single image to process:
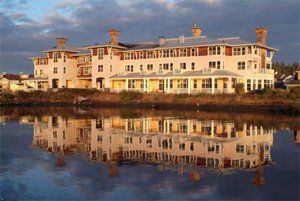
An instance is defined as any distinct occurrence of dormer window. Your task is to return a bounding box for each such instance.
[191,48,197,56]
[209,46,221,55]
[98,48,104,60]
[233,47,247,55]
[53,52,58,63]
[179,49,187,57]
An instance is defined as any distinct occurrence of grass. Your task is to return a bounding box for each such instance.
[0,87,299,107]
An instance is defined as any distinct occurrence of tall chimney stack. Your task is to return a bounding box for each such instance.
[56,37,67,48]
[108,29,121,45]
[255,27,268,45]
[191,24,202,37]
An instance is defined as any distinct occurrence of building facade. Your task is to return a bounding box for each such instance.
[30,25,277,93]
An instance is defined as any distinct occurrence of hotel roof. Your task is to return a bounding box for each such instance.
[123,36,278,51]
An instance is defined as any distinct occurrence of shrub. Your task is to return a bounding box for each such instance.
[119,90,143,102]
[0,92,15,104]
[235,83,244,94]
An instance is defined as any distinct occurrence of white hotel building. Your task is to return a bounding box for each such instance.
[29,25,277,94]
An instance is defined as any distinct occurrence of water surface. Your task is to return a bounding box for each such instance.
[0,107,299,201]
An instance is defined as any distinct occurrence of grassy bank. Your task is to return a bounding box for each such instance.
[0,87,299,114]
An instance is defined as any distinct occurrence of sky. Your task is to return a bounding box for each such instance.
[0,0,299,74]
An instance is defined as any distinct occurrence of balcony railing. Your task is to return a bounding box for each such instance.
[255,69,274,74]
[77,73,92,78]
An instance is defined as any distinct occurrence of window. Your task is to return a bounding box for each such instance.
[177,79,188,88]
[159,80,164,91]
[125,65,133,72]
[179,143,185,150]
[163,63,169,70]
[179,49,187,57]
[170,63,173,71]
[247,79,251,91]
[147,51,154,59]
[170,80,173,88]
[209,61,221,69]
[63,55,66,62]
[237,61,246,70]
[98,48,104,60]
[83,67,90,75]
[159,64,162,70]
[110,65,112,72]
[98,65,103,72]
[163,50,169,58]
[191,48,197,56]
[233,47,247,55]
[128,80,135,88]
[180,63,186,69]
[35,70,37,76]
[190,143,194,151]
[53,52,58,62]
[77,68,81,75]
[97,135,103,143]
[191,62,195,70]
[63,67,66,74]
[202,78,211,88]
[53,131,57,138]
[40,69,43,75]
[236,144,244,153]
[53,67,58,74]
[258,80,262,89]
[147,64,153,71]
[209,46,221,55]
[139,52,143,59]
[124,52,130,60]
[193,80,197,88]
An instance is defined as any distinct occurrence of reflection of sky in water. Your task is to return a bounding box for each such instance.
[0,122,299,201]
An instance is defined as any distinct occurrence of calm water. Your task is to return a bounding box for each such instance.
[0,107,299,201]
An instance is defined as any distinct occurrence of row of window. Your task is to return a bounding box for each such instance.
[97,48,113,60]
[97,65,113,72]
[123,46,261,60]
[53,52,66,63]
[246,79,273,91]
[78,55,92,64]
[77,67,92,75]
[53,67,66,74]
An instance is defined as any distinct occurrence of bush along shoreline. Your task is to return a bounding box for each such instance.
[0,87,299,115]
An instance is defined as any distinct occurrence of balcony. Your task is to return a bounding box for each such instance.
[77,73,92,78]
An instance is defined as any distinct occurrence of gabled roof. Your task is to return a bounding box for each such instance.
[0,74,21,80]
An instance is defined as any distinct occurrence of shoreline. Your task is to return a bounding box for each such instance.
[1,89,299,115]
[1,101,299,116]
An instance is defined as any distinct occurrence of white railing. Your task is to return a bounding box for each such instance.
[255,69,274,74]
[110,88,145,93]
[169,88,188,94]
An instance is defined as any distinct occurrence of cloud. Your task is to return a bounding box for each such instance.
[0,0,299,73]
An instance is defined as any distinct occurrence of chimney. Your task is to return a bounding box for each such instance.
[191,24,202,37]
[56,37,67,48]
[255,27,268,45]
[108,29,121,45]
[179,35,185,44]
[159,36,165,45]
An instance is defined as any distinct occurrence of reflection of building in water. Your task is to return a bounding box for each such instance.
[294,130,300,146]
[33,116,273,172]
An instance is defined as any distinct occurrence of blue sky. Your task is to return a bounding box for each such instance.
[0,0,299,74]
